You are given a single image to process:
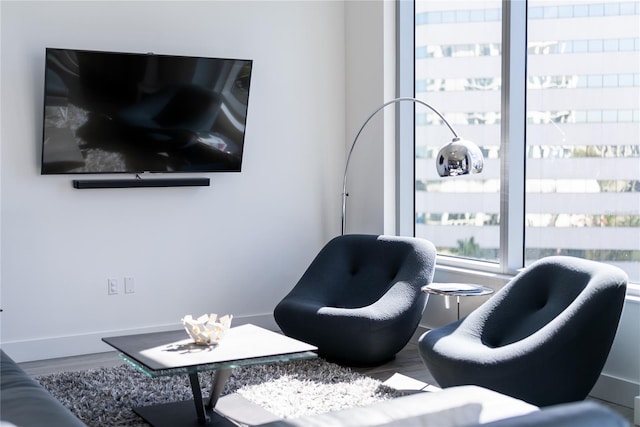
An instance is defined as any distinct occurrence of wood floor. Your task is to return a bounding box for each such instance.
[18,326,635,424]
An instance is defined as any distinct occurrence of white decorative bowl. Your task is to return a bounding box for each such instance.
[181,313,233,345]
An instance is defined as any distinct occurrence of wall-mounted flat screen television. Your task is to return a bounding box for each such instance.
[41,48,253,174]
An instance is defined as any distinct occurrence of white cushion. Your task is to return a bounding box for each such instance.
[258,385,538,427]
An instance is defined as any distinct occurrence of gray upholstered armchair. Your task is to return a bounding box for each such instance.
[418,256,628,406]
[274,234,437,365]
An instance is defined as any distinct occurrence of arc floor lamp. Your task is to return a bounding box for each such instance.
[341,97,484,235]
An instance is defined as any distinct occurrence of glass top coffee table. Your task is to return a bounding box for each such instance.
[422,282,494,320]
[102,323,317,426]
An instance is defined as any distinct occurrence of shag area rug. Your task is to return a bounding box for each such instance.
[36,358,402,427]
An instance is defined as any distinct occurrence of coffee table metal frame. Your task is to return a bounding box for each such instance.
[102,324,317,426]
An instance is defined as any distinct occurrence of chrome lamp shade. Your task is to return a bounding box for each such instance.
[342,97,484,235]
[436,137,484,177]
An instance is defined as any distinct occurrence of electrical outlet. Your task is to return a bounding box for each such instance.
[124,277,135,294]
[108,278,118,295]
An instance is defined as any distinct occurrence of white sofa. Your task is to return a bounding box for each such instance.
[256,385,629,427]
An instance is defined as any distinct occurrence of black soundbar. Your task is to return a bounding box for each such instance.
[72,178,210,189]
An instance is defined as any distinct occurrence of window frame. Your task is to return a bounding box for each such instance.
[399,0,640,292]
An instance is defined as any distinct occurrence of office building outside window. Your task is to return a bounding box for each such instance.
[414,0,640,283]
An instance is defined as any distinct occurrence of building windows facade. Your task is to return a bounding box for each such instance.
[411,0,640,283]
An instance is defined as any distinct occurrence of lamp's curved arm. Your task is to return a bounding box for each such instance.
[341,97,458,235]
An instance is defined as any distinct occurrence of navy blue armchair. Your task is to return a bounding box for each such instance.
[275,234,437,365]
[418,256,628,406]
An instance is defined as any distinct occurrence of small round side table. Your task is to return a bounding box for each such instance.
[421,282,494,320]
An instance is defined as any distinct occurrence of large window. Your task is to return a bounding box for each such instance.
[413,0,640,284]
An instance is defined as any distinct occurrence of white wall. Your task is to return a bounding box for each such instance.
[0,0,346,362]
[343,1,397,236]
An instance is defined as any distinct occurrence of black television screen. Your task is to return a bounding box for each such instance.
[41,48,253,174]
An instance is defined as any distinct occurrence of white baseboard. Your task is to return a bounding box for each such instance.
[1,314,277,363]
[590,372,639,409]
